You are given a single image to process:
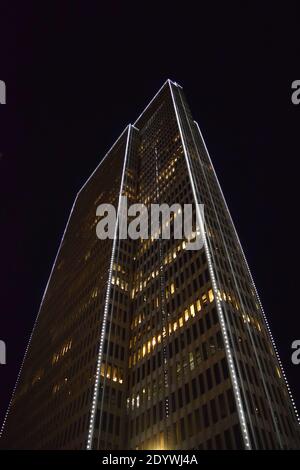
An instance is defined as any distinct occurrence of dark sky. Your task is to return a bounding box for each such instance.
[0,2,300,427]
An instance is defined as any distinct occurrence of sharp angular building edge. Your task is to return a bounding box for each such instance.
[1,80,299,450]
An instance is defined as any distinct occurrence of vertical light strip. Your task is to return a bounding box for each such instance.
[86,124,132,450]
[180,98,259,445]
[0,194,79,438]
[189,116,278,447]
[194,120,300,426]
[169,81,251,449]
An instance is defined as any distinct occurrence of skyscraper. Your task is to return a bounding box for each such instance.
[1,80,299,450]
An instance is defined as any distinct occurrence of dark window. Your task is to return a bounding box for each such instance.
[171,392,176,413]
[180,417,186,441]
[218,393,227,418]
[224,429,233,449]
[233,423,243,450]
[214,363,221,384]
[227,388,235,414]
[202,404,209,427]
[221,358,229,379]
[210,399,218,423]
[199,373,205,394]
[206,368,213,389]
[192,378,197,399]
[178,388,183,408]
[185,383,190,404]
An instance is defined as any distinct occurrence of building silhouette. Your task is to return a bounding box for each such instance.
[1,80,299,450]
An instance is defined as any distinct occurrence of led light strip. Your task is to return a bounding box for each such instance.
[194,120,300,427]
[180,99,260,446]
[96,168,130,449]
[0,194,79,439]
[86,124,132,450]
[169,81,251,449]
[188,117,279,448]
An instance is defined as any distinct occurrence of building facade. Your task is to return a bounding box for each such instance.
[1,80,299,450]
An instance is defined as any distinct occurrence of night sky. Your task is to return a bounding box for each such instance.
[1,2,300,428]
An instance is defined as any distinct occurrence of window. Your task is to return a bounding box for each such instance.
[171,392,176,412]
[178,388,183,408]
[202,404,209,427]
[227,388,235,414]
[180,417,186,441]
[224,429,233,449]
[190,304,195,317]
[210,399,218,423]
[199,373,205,394]
[185,383,190,404]
[218,393,227,418]
[214,363,221,384]
[221,358,229,379]
[233,424,243,449]
[206,368,213,389]
[192,378,197,399]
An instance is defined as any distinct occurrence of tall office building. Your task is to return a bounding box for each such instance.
[1,80,299,450]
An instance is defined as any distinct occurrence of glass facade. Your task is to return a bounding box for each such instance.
[1,80,299,450]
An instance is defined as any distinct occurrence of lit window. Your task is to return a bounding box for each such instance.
[190,304,195,317]
[189,352,195,370]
